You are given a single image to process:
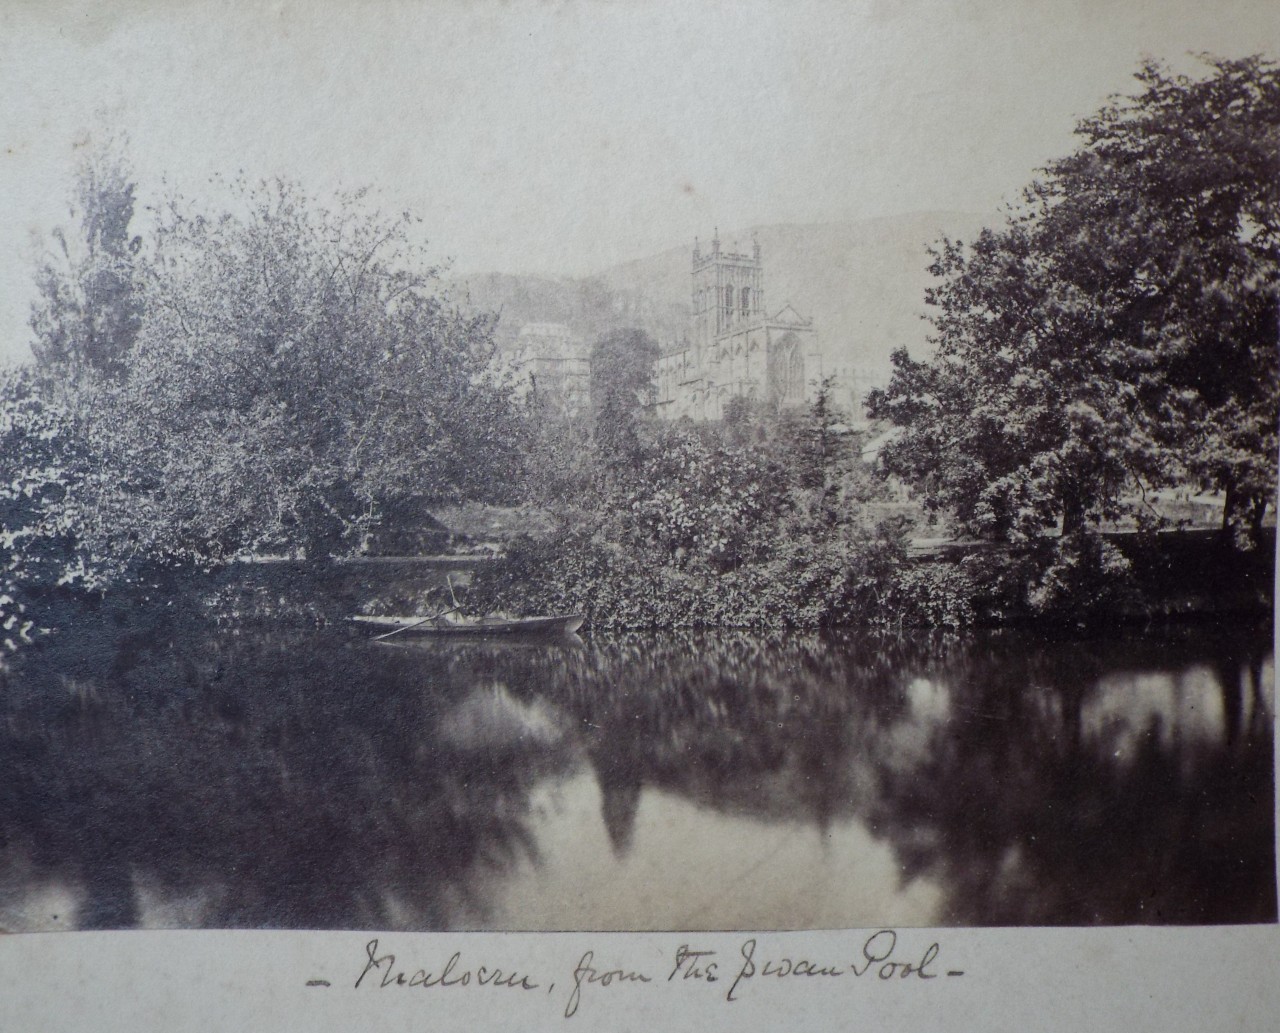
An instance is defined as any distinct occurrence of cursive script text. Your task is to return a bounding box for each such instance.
[355,939,541,992]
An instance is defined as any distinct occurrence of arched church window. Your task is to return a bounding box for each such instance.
[741,287,750,316]
[767,333,805,405]
[785,342,804,401]
[723,286,734,320]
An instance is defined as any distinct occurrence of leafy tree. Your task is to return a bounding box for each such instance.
[789,375,854,492]
[721,395,758,444]
[870,224,1153,541]
[1041,55,1280,538]
[869,56,1280,544]
[30,138,141,379]
[614,426,789,572]
[588,328,659,465]
[66,177,523,566]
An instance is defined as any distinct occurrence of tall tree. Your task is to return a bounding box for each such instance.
[1040,55,1280,537]
[790,375,854,493]
[30,137,141,378]
[869,55,1280,543]
[589,327,659,466]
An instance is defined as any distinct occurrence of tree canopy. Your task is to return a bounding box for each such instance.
[31,174,525,568]
[29,140,141,379]
[588,327,660,465]
[869,55,1279,543]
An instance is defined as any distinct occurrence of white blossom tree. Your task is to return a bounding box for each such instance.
[35,173,525,571]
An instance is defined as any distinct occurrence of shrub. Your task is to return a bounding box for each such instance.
[0,370,99,655]
[1024,532,1140,626]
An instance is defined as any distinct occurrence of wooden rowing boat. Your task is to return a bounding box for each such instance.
[351,613,585,636]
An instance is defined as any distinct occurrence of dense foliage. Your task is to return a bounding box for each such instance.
[0,369,96,654]
[469,383,926,629]
[30,173,523,572]
[29,142,141,378]
[869,56,1279,546]
[588,327,661,465]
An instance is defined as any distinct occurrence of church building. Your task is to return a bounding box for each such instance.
[654,232,821,421]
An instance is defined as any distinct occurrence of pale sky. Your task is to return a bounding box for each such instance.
[2,0,1278,364]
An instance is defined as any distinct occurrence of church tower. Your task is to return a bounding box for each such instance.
[691,230,764,354]
[653,230,818,421]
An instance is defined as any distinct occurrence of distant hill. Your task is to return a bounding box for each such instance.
[448,212,993,377]
[444,269,688,354]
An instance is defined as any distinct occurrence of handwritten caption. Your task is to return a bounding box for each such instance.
[334,930,962,1019]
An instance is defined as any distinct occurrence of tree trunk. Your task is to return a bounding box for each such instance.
[1249,495,1268,540]
[1062,492,1086,537]
[1221,482,1239,535]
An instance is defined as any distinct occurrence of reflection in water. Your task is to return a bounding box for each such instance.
[0,615,1272,930]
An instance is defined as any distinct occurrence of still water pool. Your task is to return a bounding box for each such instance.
[0,620,1272,930]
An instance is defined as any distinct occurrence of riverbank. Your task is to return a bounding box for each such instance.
[8,522,1269,651]
[452,514,1272,632]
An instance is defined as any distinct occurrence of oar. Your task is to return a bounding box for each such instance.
[371,606,459,642]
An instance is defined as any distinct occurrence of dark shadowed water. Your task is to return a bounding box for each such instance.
[0,615,1272,931]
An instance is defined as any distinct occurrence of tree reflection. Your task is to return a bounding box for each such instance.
[0,616,1271,930]
[0,617,572,930]
[492,625,1275,925]
[860,630,1276,925]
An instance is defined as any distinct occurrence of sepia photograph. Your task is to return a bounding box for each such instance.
[0,0,1275,963]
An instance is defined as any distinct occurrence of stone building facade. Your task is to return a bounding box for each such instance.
[653,233,821,421]
[503,322,591,417]
[823,361,882,429]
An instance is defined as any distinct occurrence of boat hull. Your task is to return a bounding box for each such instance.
[351,614,585,636]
